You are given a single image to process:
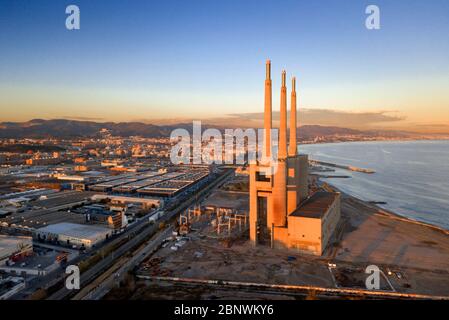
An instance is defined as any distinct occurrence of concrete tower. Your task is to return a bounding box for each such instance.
[278,70,288,160]
[287,76,299,214]
[263,60,272,158]
[271,70,288,228]
[288,77,297,157]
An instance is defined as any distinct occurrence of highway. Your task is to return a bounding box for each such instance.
[75,226,174,300]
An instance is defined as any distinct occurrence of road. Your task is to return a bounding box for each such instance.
[47,218,162,299]
[10,205,159,299]
[75,226,174,300]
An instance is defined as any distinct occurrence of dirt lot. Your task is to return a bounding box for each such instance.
[327,192,449,295]
[143,235,334,288]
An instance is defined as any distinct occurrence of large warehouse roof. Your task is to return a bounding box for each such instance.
[35,222,111,241]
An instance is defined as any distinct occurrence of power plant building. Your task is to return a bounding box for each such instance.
[249,60,340,255]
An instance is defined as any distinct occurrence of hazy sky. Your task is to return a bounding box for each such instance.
[1,0,448,132]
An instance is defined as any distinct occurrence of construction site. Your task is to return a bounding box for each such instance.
[109,173,326,299]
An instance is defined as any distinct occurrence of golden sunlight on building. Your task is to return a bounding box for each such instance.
[249,60,341,256]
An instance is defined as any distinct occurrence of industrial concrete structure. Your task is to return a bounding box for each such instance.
[249,60,340,255]
[287,192,341,255]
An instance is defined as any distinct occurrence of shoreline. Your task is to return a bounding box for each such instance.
[323,181,449,236]
[304,140,449,233]
[321,177,449,296]
[299,137,449,146]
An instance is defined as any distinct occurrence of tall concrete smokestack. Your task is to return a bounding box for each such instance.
[271,70,288,228]
[288,77,297,157]
[278,70,287,160]
[263,60,272,158]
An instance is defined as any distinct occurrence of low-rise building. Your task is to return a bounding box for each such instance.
[33,222,112,249]
[285,192,341,255]
[84,204,128,231]
[0,236,33,266]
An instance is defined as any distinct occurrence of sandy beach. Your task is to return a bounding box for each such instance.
[324,183,449,295]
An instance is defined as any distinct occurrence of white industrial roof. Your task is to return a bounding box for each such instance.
[36,222,111,241]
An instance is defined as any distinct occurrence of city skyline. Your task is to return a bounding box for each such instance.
[1,0,449,133]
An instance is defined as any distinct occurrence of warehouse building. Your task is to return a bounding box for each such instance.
[0,236,33,266]
[33,222,112,249]
[286,192,341,255]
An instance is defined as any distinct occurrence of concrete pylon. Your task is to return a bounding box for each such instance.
[278,70,287,160]
[263,60,272,159]
[288,77,297,157]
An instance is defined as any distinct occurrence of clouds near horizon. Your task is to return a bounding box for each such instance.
[148,108,406,130]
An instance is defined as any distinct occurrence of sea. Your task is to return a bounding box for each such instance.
[300,140,449,230]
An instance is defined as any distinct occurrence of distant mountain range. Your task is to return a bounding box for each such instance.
[0,119,174,138]
[0,119,424,140]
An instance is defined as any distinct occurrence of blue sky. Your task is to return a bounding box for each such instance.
[0,0,448,130]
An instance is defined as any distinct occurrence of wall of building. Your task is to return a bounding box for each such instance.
[273,226,289,249]
[34,229,112,249]
[287,157,299,215]
[35,231,92,248]
[298,155,309,203]
[321,193,341,250]
[287,215,322,255]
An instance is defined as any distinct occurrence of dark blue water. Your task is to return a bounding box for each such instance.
[301,140,449,230]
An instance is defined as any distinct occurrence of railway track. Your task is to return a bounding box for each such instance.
[137,275,449,300]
